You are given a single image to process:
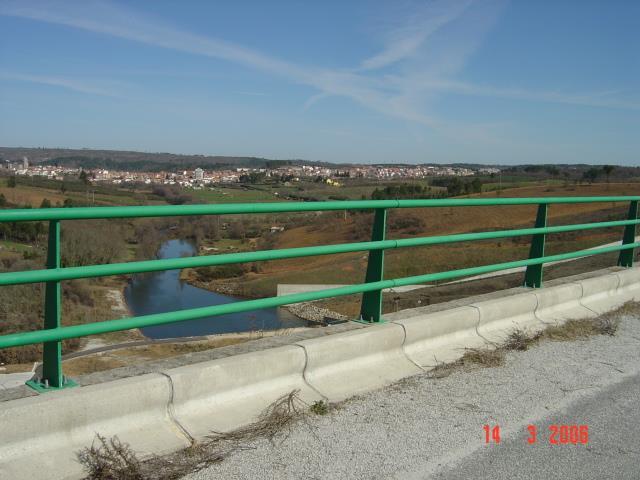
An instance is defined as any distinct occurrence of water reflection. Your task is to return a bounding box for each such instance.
[124,239,306,339]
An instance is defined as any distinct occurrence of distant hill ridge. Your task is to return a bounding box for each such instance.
[0,147,341,171]
[1,146,636,176]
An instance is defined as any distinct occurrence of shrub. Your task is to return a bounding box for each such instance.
[389,214,425,234]
[195,264,247,281]
[77,434,143,480]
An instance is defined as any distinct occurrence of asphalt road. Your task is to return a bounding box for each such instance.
[185,312,640,480]
[434,373,640,480]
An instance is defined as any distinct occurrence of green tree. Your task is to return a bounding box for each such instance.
[545,166,560,177]
[446,177,464,197]
[79,170,89,185]
[0,193,6,207]
[7,176,16,188]
[239,172,265,184]
[602,165,615,187]
[582,168,600,184]
[228,222,246,240]
[471,178,482,193]
[40,198,52,208]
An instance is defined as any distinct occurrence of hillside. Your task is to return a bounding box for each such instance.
[0,147,339,171]
[184,182,640,313]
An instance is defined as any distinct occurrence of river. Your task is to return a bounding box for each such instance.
[124,239,307,339]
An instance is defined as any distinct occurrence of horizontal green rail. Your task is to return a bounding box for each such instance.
[1,196,639,222]
[1,218,639,287]
[0,195,637,392]
[0,241,638,350]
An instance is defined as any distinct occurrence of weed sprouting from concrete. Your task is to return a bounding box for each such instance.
[425,359,460,379]
[207,389,308,447]
[426,347,506,379]
[77,391,316,480]
[543,316,620,341]
[595,316,619,336]
[310,400,329,415]
[77,434,143,480]
[543,320,595,340]
[503,329,540,351]
[462,348,505,367]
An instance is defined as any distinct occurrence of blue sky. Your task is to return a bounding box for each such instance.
[0,0,638,165]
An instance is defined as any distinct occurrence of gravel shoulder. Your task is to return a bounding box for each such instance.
[183,310,640,480]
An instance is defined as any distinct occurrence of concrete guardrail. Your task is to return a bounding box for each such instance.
[1,267,640,480]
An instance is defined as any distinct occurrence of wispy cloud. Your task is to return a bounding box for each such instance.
[383,76,640,111]
[0,1,314,83]
[0,71,121,97]
[359,0,473,70]
[0,0,441,126]
[1,0,637,137]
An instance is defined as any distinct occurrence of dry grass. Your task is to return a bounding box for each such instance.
[543,317,620,341]
[503,329,541,351]
[77,390,317,480]
[64,356,128,376]
[63,338,250,376]
[426,303,635,380]
[207,390,310,447]
[115,339,248,360]
[427,347,506,379]
[200,182,637,301]
[77,434,143,480]
[501,310,624,350]
[0,185,69,207]
[0,362,34,373]
[461,347,505,367]
[535,302,637,341]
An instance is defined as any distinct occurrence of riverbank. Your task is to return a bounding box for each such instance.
[284,302,349,323]
[125,239,308,339]
[180,268,349,324]
[180,267,250,297]
[79,281,146,351]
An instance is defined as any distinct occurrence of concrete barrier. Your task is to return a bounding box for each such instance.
[614,268,640,304]
[0,373,190,480]
[472,291,543,343]
[2,267,639,479]
[578,273,621,314]
[533,283,596,324]
[296,323,422,401]
[388,306,483,368]
[166,345,321,438]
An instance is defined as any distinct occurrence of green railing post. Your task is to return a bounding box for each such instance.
[43,219,63,387]
[26,220,76,392]
[524,203,547,288]
[618,200,638,267]
[359,208,386,322]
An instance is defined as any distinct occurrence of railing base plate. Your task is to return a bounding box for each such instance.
[25,377,78,394]
[352,318,387,325]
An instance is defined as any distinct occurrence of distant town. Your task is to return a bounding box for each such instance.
[2,157,500,189]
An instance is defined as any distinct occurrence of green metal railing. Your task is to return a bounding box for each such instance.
[0,196,638,392]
